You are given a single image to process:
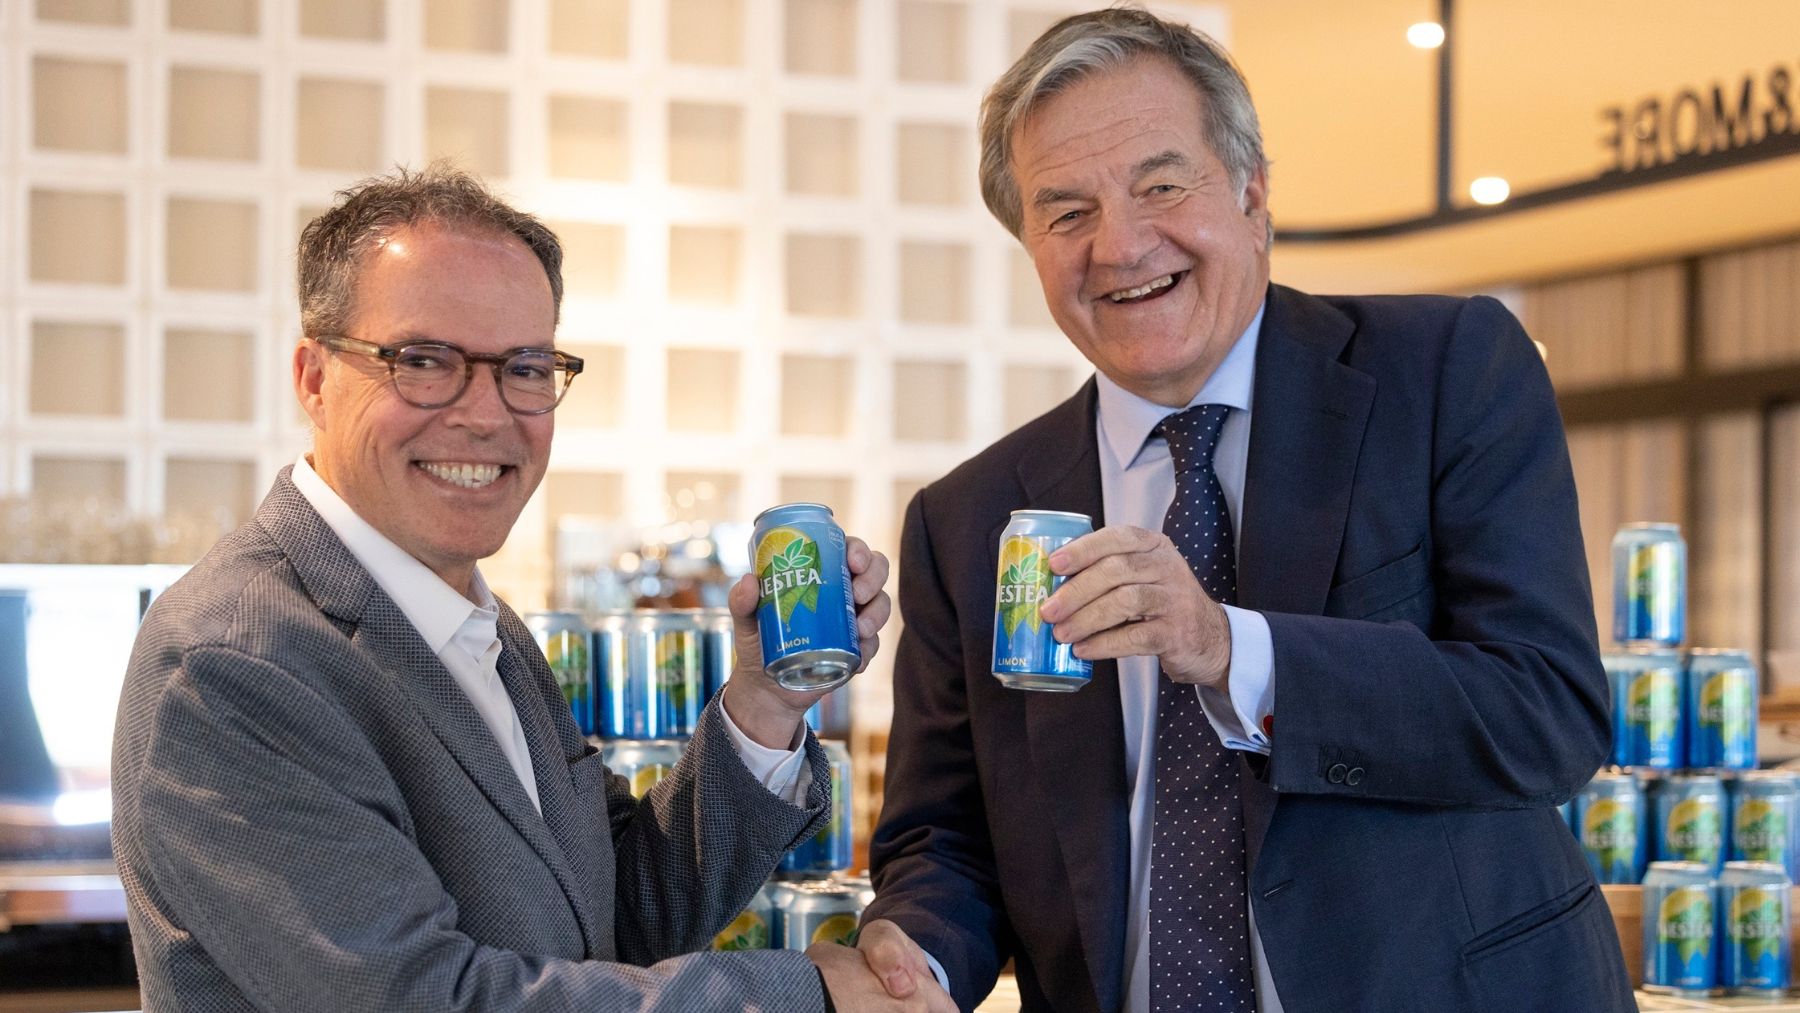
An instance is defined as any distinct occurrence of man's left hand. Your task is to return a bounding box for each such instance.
[1039,525,1231,687]
[722,535,891,748]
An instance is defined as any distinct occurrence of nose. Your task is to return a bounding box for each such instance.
[441,362,512,433]
[1089,204,1159,271]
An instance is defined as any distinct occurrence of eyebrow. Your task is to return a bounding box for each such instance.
[1028,150,1194,210]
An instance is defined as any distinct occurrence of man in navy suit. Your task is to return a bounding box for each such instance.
[854,9,1635,1012]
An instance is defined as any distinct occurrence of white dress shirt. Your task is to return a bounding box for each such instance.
[291,455,811,812]
[1094,301,1284,1012]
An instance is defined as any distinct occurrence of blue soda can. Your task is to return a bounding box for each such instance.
[1656,773,1727,873]
[1730,771,1799,878]
[624,610,702,738]
[1606,649,1683,769]
[602,738,685,798]
[1642,861,1717,994]
[526,611,594,736]
[1576,771,1647,883]
[804,684,852,740]
[751,503,860,692]
[1688,648,1758,770]
[713,881,776,951]
[1558,800,1574,834]
[699,608,734,706]
[992,510,1094,692]
[779,881,863,950]
[781,739,854,874]
[593,611,631,739]
[1613,522,1685,647]
[1720,861,1791,995]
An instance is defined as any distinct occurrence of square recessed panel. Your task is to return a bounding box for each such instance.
[546,471,626,535]
[33,56,128,154]
[555,343,624,428]
[297,78,385,172]
[779,475,852,518]
[668,102,743,189]
[892,360,965,442]
[425,0,509,53]
[29,189,126,285]
[785,233,860,317]
[785,113,858,197]
[31,321,125,417]
[549,0,627,58]
[36,0,128,25]
[552,221,625,299]
[779,354,852,437]
[426,87,510,178]
[899,241,970,325]
[165,458,258,528]
[667,0,742,66]
[168,66,261,161]
[548,95,628,181]
[668,225,742,304]
[169,0,258,34]
[164,328,255,422]
[166,197,259,292]
[1003,364,1077,430]
[784,0,855,76]
[897,1,966,84]
[896,122,968,206]
[666,348,739,432]
[31,455,126,512]
[1009,247,1054,328]
[666,471,740,522]
[301,0,385,40]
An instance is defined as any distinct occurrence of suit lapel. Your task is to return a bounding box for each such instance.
[1016,382,1130,1013]
[255,470,599,952]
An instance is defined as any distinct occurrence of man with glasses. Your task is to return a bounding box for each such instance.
[112,166,949,1012]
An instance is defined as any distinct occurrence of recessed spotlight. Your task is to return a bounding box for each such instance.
[1470,176,1510,205]
[1407,22,1445,49]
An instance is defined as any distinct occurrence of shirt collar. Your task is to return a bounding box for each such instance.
[291,454,497,655]
[1095,298,1266,471]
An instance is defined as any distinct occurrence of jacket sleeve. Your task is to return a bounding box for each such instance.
[129,645,829,1013]
[1263,296,1612,808]
[864,489,1013,1013]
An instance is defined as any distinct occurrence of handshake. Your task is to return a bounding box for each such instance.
[809,919,957,1012]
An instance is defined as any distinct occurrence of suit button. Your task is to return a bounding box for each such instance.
[1346,766,1365,786]
[1327,763,1347,784]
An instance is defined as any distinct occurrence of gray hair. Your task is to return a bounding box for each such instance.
[979,6,1268,239]
[297,163,564,337]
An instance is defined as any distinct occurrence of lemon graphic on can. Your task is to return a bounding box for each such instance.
[713,909,770,951]
[810,913,860,947]
[631,764,670,798]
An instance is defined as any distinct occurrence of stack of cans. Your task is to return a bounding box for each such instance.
[715,874,874,953]
[1642,859,1793,996]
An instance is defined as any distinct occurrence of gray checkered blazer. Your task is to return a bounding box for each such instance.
[112,469,834,1011]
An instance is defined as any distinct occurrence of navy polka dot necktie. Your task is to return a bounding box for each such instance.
[1150,403,1253,1012]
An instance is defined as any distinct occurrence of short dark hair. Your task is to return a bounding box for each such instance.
[297,163,564,336]
[979,6,1268,238]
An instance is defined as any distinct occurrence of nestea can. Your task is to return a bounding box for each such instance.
[1576,771,1647,884]
[1642,861,1716,994]
[593,611,631,739]
[779,881,864,950]
[526,611,594,736]
[1730,771,1798,879]
[1606,649,1683,769]
[602,738,684,798]
[1613,523,1685,647]
[1720,861,1791,995]
[713,882,776,951]
[781,739,854,874]
[625,610,703,739]
[751,503,861,691]
[1656,773,1726,873]
[991,510,1094,692]
[1688,648,1758,770]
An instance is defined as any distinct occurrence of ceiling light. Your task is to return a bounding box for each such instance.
[1469,176,1510,205]
[1407,22,1445,49]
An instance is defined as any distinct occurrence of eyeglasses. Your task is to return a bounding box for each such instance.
[312,335,583,415]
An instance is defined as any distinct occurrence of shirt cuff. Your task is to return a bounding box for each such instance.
[922,950,951,995]
[1195,604,1274,755]
[718,703,813,805]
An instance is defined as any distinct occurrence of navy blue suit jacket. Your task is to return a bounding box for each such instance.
[865,285,1635,1012]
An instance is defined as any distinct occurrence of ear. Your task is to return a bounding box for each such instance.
[1239,163,1271,249]
[293,339,330,431]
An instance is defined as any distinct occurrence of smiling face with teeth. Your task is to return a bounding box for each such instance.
[295,221,556,598]
[1011,55,1271,407]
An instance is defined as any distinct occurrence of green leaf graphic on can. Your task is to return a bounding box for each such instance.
[1583,799,1634,870]
[995,537,1053,639]
[757,527,825,624]
[1737,801,1785,860]
[1667,798,1722,860]
[1627,670,1677,744]
[1660,889,1713,965]
[1702,673,1751,751]
[1730,889,1784,965]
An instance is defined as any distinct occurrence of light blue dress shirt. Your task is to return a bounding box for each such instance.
[1094,302,1284,1012]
